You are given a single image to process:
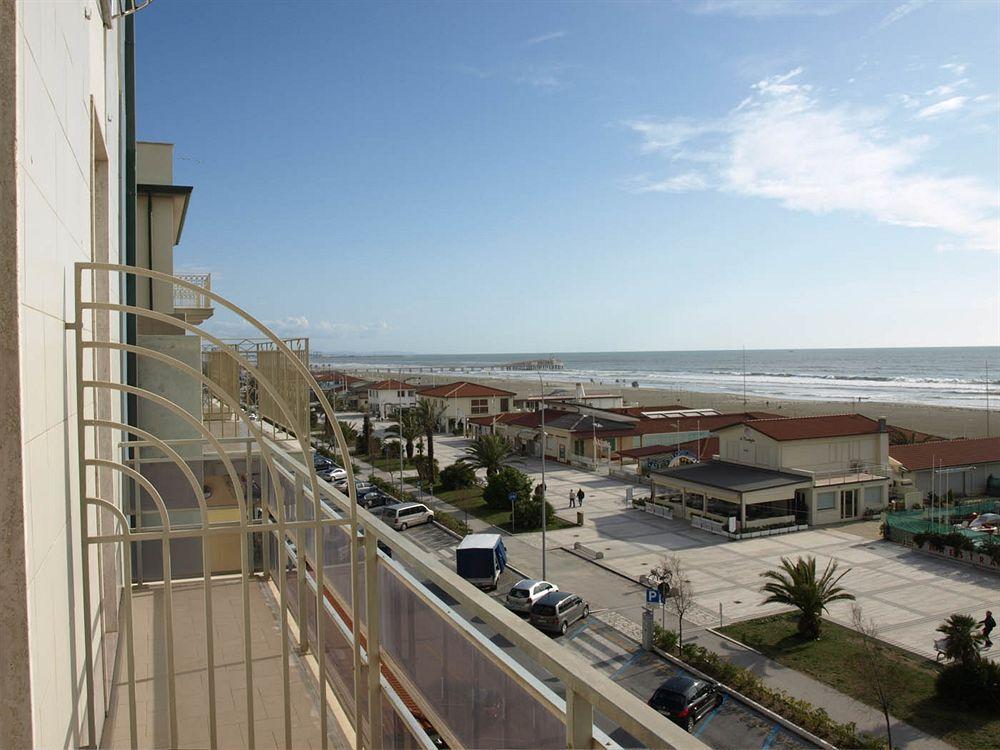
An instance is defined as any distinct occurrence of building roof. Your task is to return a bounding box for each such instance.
[735,414,884,441]
[367,379,412,391]
[417,381,516,398]
[617,437,719,462]
[889,437,1000,471]
[543,412,635,434]
[611,404,690,417]
[651,460,811,493]
[313,370,366,385]
[627,411,781,437]
[467,410,557,427]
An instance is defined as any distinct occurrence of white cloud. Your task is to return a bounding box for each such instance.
[941,62,968,76]
[688,0,850,17]
[916,96,967,119]
[877,0,932,29]
[208,315,390,341]
[525,30,567,46]
[624,69,999,252]
[624,172,710,193]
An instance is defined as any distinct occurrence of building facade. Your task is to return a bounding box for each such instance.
[417,381,515,432]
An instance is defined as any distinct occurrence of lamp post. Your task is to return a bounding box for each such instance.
[538,370,547,580]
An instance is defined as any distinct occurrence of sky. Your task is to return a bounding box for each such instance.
[135,0,1000,355]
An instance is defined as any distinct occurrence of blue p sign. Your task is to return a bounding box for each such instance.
[645,589,662,604]
[508,491,518,502]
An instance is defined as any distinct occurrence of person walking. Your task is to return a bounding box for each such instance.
[568,489,576,508]
[979,610,995,648]
[577,488,585,506]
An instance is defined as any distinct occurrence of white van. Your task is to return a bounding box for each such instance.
[383,502,434,531]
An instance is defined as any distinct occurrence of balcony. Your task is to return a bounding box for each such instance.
[173,272,214,324]
[73,264,704,750]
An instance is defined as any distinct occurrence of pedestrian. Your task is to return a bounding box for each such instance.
[979,610,995,648]
[577,488,585,506]
[568,489,576,508]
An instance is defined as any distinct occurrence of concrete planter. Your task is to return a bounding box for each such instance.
[916,542,1000,574]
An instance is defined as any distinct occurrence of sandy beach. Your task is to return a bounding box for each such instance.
[347,368,993,439]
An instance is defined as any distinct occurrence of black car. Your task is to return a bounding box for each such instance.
[647,675,722,732]
[359,491,393,509]
[313,453,334,470]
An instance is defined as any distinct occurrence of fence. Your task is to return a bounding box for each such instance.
[885,498,1000,544]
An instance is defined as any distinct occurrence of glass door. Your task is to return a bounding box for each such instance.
[840,489,858,519]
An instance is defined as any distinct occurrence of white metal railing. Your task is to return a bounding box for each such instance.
[72,264,705,750]
[173,272,212,308]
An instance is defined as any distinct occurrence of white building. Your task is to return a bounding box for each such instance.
[367,378,416,419]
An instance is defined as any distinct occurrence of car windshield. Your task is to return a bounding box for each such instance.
[533,604,556,616]
[509,589,529,598]
[651,689,688,711]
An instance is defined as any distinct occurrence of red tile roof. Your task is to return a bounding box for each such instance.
[469,409,567,428]
[737,414,883,441]
[890,437,1000,471]
[367,379,412,391]
[417,381,516,398]
[628,411,781,436]
[617,437,719,462]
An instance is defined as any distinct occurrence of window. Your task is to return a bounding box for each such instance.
[816,491,836,511]
[471,398,488,415]
[559,445,566,460]
[864,486,883,507]
[573,439,585,456]
[500,398,509,411]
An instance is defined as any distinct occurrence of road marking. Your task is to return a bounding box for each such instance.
[567,621,590,640]
[693,695,726,738]
[608,650,645,681]
[760,723,781,749]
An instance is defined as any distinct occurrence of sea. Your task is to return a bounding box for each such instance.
[315,347,999,410]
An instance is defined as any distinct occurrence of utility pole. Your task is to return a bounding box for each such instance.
[987,361,991,438]
[538,370,547,580]
[742,346,747,406]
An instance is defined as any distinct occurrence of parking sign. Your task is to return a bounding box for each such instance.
[645,589,662,604]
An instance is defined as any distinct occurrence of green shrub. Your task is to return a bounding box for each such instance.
[652,625,678,653]
[439,462,477,491]
[511,493,555,532]
[937,662,1000,711]
[483,466,532,511]
[412,456,439,485]
[434,511,471,537]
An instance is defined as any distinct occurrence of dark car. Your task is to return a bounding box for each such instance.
[313,453,334,470]
[529,591,589,635]
[647,675,722,732]
[359,491,393,509]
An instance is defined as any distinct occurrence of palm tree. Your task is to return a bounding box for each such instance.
[414,398,447,482]
[386,409,422,460]
[936,614,984,669]
[759,556,855,640]
[461,434,521,478]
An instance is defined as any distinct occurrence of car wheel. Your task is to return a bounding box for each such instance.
[399,522,408,531]
[560,621,568,636]
[582,604,590,618]
[685,717,695,733]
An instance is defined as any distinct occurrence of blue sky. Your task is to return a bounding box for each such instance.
[136,0,1000,354]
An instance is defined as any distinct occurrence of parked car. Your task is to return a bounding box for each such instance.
[505,579,559,614]
[313,453,334,470]
[529,591,589,635]
[359,491,393,509]
[319,466,348,482]
[381,502,434,531]
[647,675,722,732]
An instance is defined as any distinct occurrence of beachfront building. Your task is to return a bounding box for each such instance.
[513,383,625,411]
[417,381,515,432]
[313,369,368,394]
[367,378,417,418]
[2,8,698,750]
[650,414,891,531]
[889,437,1000,498]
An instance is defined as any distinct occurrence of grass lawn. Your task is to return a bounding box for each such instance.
[367,456,417,472]
[720,613,998,750]
[434,486,575,533]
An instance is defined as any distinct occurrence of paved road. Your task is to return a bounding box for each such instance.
[399,519,816,750]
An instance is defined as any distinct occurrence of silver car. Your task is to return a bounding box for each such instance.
[505,579,559,614]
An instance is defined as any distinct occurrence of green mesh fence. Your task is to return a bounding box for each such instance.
[886,498,1000,542]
